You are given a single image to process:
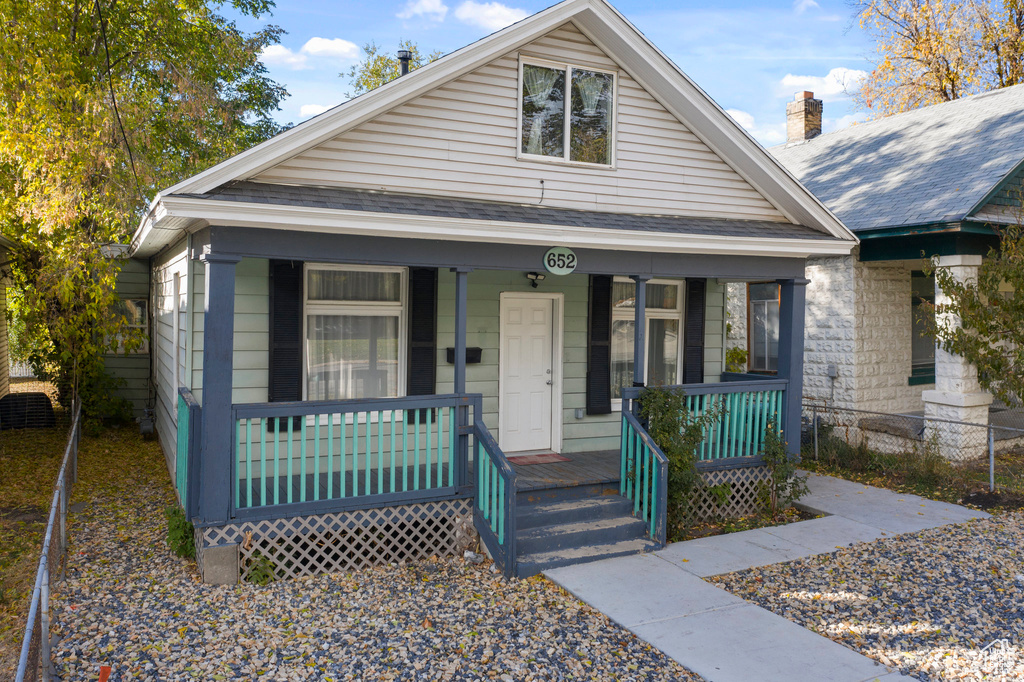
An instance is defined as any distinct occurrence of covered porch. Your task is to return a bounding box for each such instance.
[175,221,810,580]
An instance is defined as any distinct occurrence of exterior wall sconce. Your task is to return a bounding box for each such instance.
[526,272,546,288]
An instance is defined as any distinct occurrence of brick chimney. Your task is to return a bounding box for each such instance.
[786,91,822,144]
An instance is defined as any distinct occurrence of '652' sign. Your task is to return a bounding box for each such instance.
[543,247,577,275]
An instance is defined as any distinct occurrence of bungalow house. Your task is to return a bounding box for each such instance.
[130,0,856,582]
[727,86,1024,457]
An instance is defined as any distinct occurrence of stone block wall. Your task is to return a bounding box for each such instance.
[726,282,746,353]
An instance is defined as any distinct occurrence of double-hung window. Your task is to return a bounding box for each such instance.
[748,282,780,373]
[519,58,615,166]
[910,271,935,382]
[610,278,685,399]
[304,265,407,401]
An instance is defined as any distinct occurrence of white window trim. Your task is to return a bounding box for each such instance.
[610,277,686,409]
[516,55,618,169]
[747,282,780,374]
[301,263,409,404]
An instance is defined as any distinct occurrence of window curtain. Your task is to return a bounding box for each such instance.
[524,65,559,155]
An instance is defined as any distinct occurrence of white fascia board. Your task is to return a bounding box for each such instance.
[160,0,588,197]
[574,2,855,244]
[156,196,857,258]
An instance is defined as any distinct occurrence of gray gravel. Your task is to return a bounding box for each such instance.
[709,513,1024,681]
[52,489,702,681]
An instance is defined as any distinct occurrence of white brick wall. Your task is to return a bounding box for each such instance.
[726,282,746,353]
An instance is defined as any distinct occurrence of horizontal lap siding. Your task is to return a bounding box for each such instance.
[152,242,188,466]
[704,279,726,382]
[254,23,785,223]
[0,285,7,398]
[106,258,151,417]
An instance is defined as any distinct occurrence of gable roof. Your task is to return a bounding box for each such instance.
[131,0,855,256]
[770,84,1024,233]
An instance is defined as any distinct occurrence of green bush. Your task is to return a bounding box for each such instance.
[759,418,809,519]
[164,505,195,559]
[636,386,724,538]
[245,551,276,586]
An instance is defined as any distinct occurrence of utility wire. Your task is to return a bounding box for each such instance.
[94,0,146,207]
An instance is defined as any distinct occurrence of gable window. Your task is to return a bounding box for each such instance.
[748,282,780,373]
[610,278,684,399]
[304,265,407,401]
[520,59,615,166]
[910,271,935,383]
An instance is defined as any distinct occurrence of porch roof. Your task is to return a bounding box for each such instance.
[176,180,836,241]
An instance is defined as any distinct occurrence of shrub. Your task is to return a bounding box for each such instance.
[245,551,276,586]
[164,505,195,559]
[759,418,809,519]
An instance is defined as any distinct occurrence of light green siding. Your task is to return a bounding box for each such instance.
[0,283,8,399]
[104,258,151,417]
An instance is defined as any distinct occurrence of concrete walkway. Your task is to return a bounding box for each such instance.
[545,472,989,682]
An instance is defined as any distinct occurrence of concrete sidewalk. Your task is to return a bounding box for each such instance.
[545,472,989,682]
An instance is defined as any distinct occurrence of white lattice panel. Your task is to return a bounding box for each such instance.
[200,499,476,582]
[694,466,770,520]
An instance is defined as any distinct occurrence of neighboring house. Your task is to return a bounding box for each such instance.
[0,235,12,398]
[105,257,152,419]
[130,0,856,582]
[728,87,1024,446]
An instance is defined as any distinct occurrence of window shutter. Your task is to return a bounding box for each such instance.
[407,267,437,397]
[269,260,303,403]
[683,278,706,384]
[586,275,613,415]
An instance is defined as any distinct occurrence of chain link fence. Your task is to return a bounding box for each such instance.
[803,401,1024,496]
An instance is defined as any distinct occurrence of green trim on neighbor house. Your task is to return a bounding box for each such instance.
[967,157,1024,215]
[859,229,1000,262]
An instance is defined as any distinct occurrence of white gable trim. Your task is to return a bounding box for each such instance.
[150,195,855,258]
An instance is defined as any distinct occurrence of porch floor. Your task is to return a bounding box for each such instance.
[508,450,620,491]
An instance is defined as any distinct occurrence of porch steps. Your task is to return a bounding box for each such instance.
[514,488,660,578]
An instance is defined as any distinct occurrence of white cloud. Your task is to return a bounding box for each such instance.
[779,67,868,98]
[260,44,308,70]
[823,112,869,134]
[794,0,820,14]
[301,37,359,60]
[726,108,786,147]
[398,0,449,21]
[454,1,528,31]
[300,104,330,118]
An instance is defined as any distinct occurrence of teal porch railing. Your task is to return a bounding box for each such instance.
[230,394,475,520]
[620,409,668,544]
[472,419,517,578]
[176,388,202,518]
[622,379,787,465]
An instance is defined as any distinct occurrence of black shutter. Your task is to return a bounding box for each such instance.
[683,277,706,384]
[586,275,613,415]
[407,268,437,397]
[268,260,303,403]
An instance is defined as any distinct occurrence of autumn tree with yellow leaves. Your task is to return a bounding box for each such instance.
[856,0,1024,115]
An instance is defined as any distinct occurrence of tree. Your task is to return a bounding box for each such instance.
[0,0,286,412]
[855,0,1024,115]
[345,40,443,98]
[922,220,1024,407]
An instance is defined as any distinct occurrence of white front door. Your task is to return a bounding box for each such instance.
[500,296,554,453]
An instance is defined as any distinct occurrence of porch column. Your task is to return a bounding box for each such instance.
[777,278,808,457]
[631,275,649,387]
[923,255,991,459]
[199,253,241,525]
[452,267,471,487]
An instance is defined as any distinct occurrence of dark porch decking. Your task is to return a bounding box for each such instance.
[234,449,621,509]
[510,450,620,491]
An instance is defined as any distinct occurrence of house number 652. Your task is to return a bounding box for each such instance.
[543,247,577,275]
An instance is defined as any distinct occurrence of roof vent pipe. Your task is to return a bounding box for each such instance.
[397,50,412,76]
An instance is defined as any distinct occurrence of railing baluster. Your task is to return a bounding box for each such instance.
[403,411,409,492]
[377,409,384,495]
[328,413,336,499]
[273,418,280,506]
[426,408,433,490]
[414,409,421,491]
[448,406,456,487]
[390,409,397,494]
[300,418,307,503]
[286,418,294,504]
[314,414,321,502]
[438,406,446,487]
[497,474,505,545]
[619,414,628,496]
[235,420,242,510]
[352,412,360,498]
[245,419,253,508]
[365,410,372,496]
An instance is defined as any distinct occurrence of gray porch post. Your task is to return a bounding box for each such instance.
[631,275,649,387]
[776,277,809,457]
[452,268,471,486]
[199,253,241,524]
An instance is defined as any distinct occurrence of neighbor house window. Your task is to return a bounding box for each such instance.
[610,279,684,399]
[748,282,779,373]
[111,298,149,354]
[911,271,935,381]
[520,60,614,166]
[304,265,407,401]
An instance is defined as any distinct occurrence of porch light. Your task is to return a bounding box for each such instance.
[526,272,546,288]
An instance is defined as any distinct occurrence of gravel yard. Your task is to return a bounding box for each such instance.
[51,430,701,681]
[709,513,1024,681]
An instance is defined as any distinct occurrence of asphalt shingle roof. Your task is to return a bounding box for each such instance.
[181,181,837,241]
[770,84,1024,233]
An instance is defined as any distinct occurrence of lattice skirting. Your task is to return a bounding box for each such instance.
[693,465,771,520]
[197,499,477,582]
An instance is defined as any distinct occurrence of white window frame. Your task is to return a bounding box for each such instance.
[516,55,618,169]
[610,277,686,407]
[747,282,780,374]
[301,263,409,403]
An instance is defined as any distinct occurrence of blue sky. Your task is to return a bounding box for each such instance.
[231,0,876,146]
